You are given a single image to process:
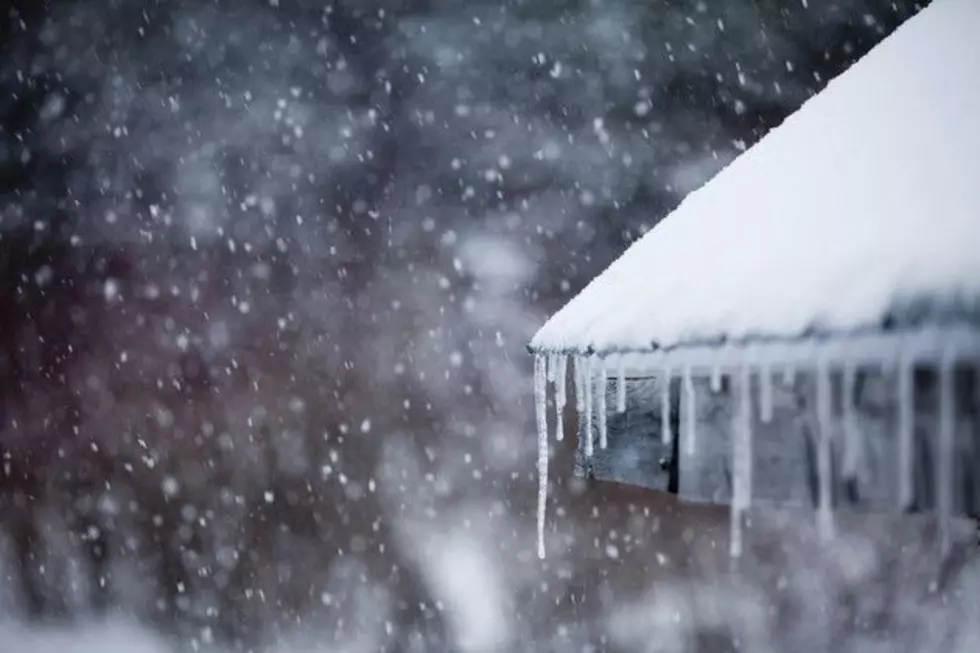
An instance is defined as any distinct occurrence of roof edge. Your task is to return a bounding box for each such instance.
[526,319,980,358]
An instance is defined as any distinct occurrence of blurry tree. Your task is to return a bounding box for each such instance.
[0,0,928,649]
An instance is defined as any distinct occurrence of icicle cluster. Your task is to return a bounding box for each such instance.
[531,327,979,562]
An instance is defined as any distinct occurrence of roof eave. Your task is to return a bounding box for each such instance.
[526,318,980,358]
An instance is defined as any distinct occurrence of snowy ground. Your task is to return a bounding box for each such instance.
[3,477,978,653]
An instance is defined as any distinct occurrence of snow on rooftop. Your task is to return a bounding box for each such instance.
[531,0,980,355]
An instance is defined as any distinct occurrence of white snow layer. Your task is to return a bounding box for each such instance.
[531,0,980,562]
[530,0,980,355]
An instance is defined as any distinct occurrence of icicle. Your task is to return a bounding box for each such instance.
[534,355,549,560]
[759,365,774,423]
[937,347,955,554]
[584,356,595,458]
[730,365,754,558]
[683,365,697,456]
[574,356,586,414]
[597,359,609,450]
[616,357,627,413]
[554,355,567,442]
[783,365,797,386]
[660,366,672,445]
[730,500,744,560]
[740,367,754,502]
[710,363,723,393]
[897,352,914,511]
[816,359,835,539]
[841,363,860,479]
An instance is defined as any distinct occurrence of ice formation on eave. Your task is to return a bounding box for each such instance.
[532,328,980,559]
[529,0,980,357]
[529,0,980,561]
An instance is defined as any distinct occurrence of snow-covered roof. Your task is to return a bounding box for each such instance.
[531,0,980,355]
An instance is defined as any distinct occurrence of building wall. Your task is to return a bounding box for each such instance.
[574,377,674,493]
[577,367,980,518]
[678,374,817,508]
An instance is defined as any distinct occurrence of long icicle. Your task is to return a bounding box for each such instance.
[731,365,754,558]
[534,355,549,560]
[816,358,835,540]
[937,346,955,554]
[554,355,567,442]
[711,363,723,393]
[574,355,586,414]
[616,356,627,413]
[661,366,673,445]
[898,351,914,511]
[584,356,595,458]
[684,365,697,456]
[597,359,609,450]
[841,362,859,481]
[760,364,774,423]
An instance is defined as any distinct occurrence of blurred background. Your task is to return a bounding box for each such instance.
[3,1,976,651]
